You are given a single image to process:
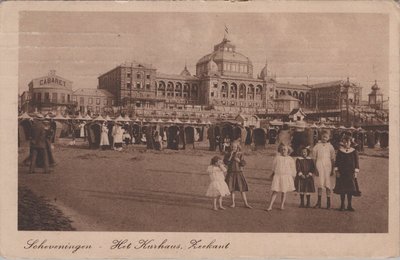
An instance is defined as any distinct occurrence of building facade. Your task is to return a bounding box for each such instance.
[22,36,370,121]
[72,88,114,115]
[23,70,76,113]
[96,36,364,119]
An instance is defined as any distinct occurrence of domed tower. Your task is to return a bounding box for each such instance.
[195,35,253,78]
[180,64,191,77]
[368,80,383,109]
[258,58,276,82]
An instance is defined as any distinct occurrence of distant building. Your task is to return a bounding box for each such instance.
[274,95,300,113]
[72,88,115,115]
[97,35,364,120]
[24,70,76,113]
[368,80,384,110]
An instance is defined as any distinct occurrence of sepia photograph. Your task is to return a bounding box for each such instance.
[1,1,399,259]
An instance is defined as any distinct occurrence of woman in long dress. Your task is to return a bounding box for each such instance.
[100,122,110,150]
[113,122,124,151]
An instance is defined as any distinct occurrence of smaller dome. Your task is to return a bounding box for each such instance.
[180,65,191,77]
[260,65,270,79]
[371,80,380,91]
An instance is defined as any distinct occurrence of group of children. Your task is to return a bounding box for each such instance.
[205,130,361,212]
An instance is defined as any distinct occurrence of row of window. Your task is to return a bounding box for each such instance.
[222,63,248,73]
[33,92,70,103]
[126,73,151,80]
[161,92,198,98]
[210,91,262,100]
[127,82,151,89]
[75,97,114,106]
[158,82,198,91]
[218,100,261,107]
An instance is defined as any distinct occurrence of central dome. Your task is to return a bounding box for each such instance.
[196,37,253,78]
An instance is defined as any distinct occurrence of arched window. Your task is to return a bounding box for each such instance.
[191,84,198,98]
[275,90,279,98]
[183,83,190,98]
[299,92,304,105]
[248,84,255,100]
[158,81,166,96]
[287,90,292,96]
[305,92,311,106]
[175,82,182,97]
[280,90,286,96]
[255,85,262,100]
[230,83,237,99]
[239,84,246,99]
[167,82,174,97]
[293,91,298,98]
[158,81,166,90]
[221,82,228,98]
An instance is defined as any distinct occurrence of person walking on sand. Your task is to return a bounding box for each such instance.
[206,156,231,211]
[312,130,336,209]
[266,143,296,211]
[224,141,252,208]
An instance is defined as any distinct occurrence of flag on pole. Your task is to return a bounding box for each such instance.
[224,25,229,35]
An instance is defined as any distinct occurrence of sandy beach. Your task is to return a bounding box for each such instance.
[18,140,388,233]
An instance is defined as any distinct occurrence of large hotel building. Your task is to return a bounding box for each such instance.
[21,35,387,123]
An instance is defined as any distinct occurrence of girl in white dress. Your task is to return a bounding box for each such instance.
[206,156,231,211]
[266,143,296,211]
[312,130,336,209]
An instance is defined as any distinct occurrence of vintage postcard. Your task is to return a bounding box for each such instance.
[0,0,399,259]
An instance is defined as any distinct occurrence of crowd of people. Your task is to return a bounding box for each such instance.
[20,114,383,213]
[205,126,363,212]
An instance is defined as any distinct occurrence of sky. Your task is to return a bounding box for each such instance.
[19,11,389,100]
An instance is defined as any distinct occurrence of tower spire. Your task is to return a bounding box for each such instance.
[224,24,229,40]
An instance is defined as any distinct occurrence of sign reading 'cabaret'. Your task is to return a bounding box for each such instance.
[39,77,66,86]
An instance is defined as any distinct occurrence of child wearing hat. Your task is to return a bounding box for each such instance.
[206,156,230,211]
[295,146,316,208]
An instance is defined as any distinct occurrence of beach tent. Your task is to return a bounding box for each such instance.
[253,128,267,149]
[104,115,112,121]
[18,112,32,120]
[124,115,132,122]
[114,115,124,122]
[174,118,183,124]
[184,126,195,145]
[53,113,65,121]
[75,113,84,120]
[93,115,105,121]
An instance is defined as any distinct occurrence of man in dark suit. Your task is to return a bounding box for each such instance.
[29,115,49,174]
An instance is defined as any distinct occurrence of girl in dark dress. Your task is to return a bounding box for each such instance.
[224,142,252,208]
[333,136,360,211]
[295,147,316,208]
